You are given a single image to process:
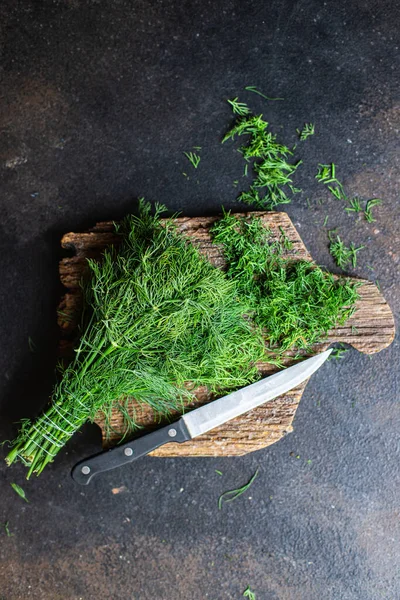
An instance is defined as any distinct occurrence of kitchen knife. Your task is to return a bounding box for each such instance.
[71,349,332,484]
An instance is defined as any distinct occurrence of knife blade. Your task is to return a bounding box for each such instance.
[71,349,332,484]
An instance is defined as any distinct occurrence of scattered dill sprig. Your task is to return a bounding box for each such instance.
[215,469,223,476]
[6,202,267,478]
[329,233,364,269]
[243,586,256,599]
[365,198,382,223]
[227,97,250,116]
[323,215,329,227]
[329,344,349,360]
[218,469,259,510]
[3,521,13,537]
[211,212,359,354]
[244,86,284,101]
[223,114,302,209]
[316,163,347,201]
[345,197,363,214]
[28,337,36,353]
[10,483,29,503]
[297,123,315,141]
[184,151,201,169]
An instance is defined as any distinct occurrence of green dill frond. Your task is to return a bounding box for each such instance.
[211,213,359,354]
[364,198,382,223]
[243,587,256,600]
[218,468,259,509]
[227,97,251,116]
[316,163,347,201]
[184,151,201,169]
[223,114,301,209]
[244,86,284,101]
[329,232,364,269]
[345,197,363,213]
[297,123,315,141]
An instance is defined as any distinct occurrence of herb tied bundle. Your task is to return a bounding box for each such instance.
[7,202,266,477]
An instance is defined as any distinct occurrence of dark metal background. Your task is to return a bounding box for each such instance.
[0,1,399,598]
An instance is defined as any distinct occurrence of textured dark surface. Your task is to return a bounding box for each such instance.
[0,1,399,599]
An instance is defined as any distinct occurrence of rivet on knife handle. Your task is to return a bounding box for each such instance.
[71,419,191,485]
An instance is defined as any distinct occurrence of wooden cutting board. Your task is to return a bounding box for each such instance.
[58,212,395,456]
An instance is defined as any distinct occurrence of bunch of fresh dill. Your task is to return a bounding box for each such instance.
[211,211,359,354]
[6,201,266,477]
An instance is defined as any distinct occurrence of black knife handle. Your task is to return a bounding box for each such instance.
[71,418,190,485]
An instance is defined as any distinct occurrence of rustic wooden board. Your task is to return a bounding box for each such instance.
[58,212,395,456]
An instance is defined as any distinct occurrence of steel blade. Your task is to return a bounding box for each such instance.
[182,349,332,438]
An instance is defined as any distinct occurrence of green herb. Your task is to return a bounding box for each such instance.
[10,483,29,503]
[6,202,267,477]
[244,86,284,101]
[345,197,363,213]
[316,163,347,201]
[364,198,382,223]
[243,163,248,177]
[243,586,256,599]
[297,123,315,141]
[218,469,259,509]
[215,470,223,476]
[211,212,359,355]
[329,233,364,269]
[184,151,201,169]
[323,215,329,227]
[223,115,302,209]
[329,344,349,360]
[28,337,36,353]
[278,226,293,251]
[3,522,13,537]
[227,97,250,116]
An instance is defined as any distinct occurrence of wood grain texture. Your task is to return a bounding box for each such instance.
[57,212,395,456]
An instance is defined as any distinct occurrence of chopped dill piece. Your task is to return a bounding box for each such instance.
[316,163,347,201]
[4,521,13,537]
[223,114,302,209]
[10,483,29,503]
[215,470,223,476]
[244,86,284,101]
[212,212,359,354]
[218,468,259,509]
[297,123,315,141]
[351,325,359,334]
[364,198,382,223]
[243,163,248,177]
[323,215,329,227]
[243,586,256,600]
[278,226,293,251]
[184,151,201,169]
[233,180,239,187]
[28,337,36,353]
[329,344,349,360]
[193,146,202,151]
[345,197,363,213]
[375,279,381,292]
[329,233,364,269]
[227,97,250,116]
